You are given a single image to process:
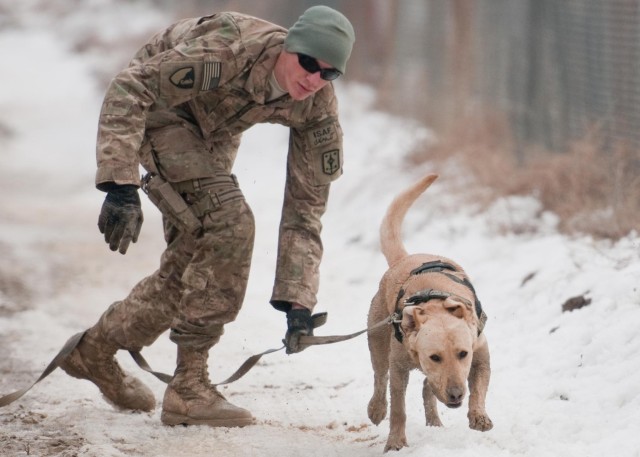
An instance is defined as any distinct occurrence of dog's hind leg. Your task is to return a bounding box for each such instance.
[367,292,390,425]
[385,351,410,452]
[422,378,443,427]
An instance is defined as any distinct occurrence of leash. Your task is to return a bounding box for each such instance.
[298,315,392,346]
[0,331,85,407]
[0,316,394,407]
[130,346,286,387]
[131,315,394,385]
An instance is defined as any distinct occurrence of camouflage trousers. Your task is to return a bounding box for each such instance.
[95,198,255,351]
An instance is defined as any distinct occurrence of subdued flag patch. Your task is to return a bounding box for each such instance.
[202,61,221,91]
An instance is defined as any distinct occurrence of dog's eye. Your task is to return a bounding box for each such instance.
[430,354,442,363]
[458,351,468,359]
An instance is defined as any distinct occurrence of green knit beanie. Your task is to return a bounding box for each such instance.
[284,5,355,74]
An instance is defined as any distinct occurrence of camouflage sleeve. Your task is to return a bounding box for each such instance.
[95,16,242,189]
[270,96,344,311]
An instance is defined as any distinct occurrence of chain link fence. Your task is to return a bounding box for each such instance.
[481,0,640,155]
[369,0,640,157]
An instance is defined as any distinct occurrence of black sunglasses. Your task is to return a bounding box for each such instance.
[297,54,342,81]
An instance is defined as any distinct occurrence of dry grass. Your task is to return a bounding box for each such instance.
[410,114,640,240]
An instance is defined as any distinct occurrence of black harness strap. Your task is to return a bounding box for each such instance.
[410,260,458,276]
[404,288,465,306]
[411,260,484,321]
[393,288,406,343]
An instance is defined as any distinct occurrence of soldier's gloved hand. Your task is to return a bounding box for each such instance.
[97,184,143,255]
[283,306,328,354]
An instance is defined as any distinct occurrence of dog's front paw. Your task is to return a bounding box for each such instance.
[367,396,387,425]
[426,415,443,427]
[384,435,408,452]
[468,410,493,431]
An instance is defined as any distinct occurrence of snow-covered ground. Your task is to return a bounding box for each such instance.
[1,2,640,456]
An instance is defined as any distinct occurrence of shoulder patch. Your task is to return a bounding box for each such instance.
[201,61,221,91]
[322,150,340,176]
[306,123,338,148]
[161,61,222,97]
[170,67,195,89]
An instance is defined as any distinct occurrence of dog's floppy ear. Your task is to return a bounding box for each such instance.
[443,296,470,319]
[401,306,427,333]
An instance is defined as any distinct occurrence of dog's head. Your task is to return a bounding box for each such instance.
[401,296,477,408]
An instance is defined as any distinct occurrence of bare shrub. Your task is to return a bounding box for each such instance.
[411,114,640,240]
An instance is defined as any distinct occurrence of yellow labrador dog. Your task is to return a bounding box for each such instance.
[366,174,492,452]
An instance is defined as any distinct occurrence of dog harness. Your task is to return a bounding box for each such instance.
[392,260,488,343]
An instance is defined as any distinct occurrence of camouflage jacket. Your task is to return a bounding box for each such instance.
[95,12,345,310]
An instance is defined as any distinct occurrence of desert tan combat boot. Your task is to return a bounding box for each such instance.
[58,328,155,411]
[161,346,254,427]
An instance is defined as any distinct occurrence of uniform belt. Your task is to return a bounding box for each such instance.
[190,187,244,217]
[172,174,239,194]
[171,174,244,218]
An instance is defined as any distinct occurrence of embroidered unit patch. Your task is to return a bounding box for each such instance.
[322,150,340,175]
[170,67,195,89]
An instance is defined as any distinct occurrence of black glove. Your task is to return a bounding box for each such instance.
[97,184,143,254]
[284,308,328,354]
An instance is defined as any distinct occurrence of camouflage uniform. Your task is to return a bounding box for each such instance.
[93,12,344,351]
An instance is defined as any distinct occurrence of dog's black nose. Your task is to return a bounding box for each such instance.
[446,387,464,407]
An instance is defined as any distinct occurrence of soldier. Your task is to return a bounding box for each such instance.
[58,6,355,427]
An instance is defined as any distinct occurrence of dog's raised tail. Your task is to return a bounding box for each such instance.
[380,174,438,266]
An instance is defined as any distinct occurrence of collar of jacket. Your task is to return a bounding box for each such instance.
[243,39,290,104]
